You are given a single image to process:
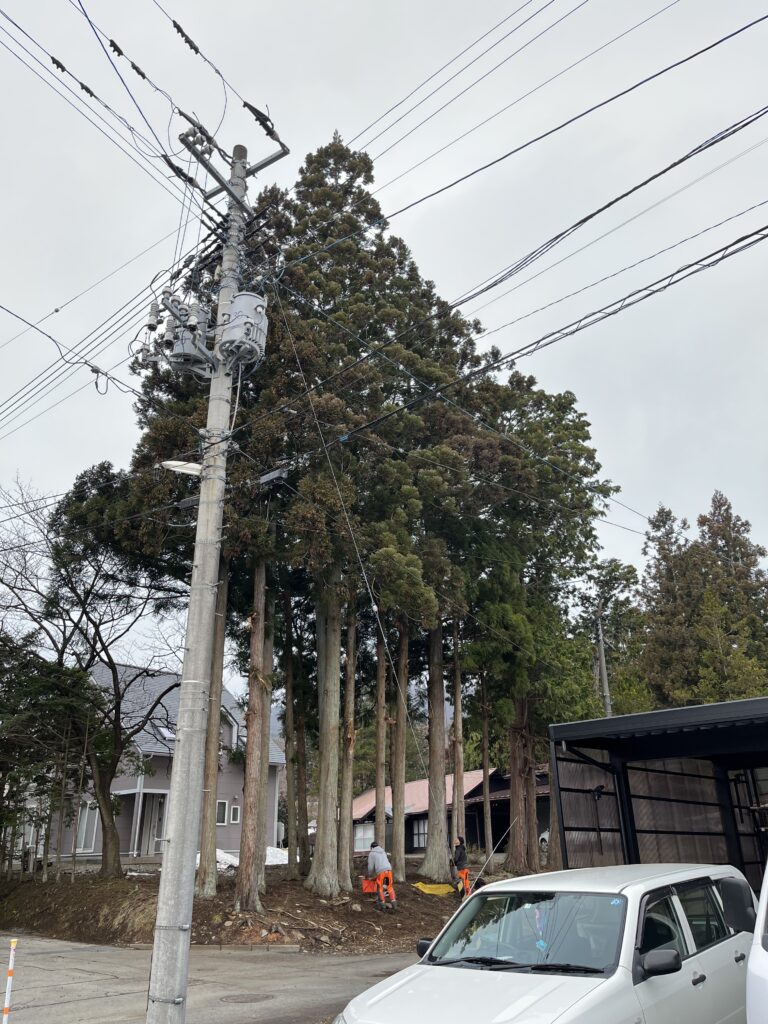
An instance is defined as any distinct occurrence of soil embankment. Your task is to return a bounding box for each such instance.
[0,866,459,953]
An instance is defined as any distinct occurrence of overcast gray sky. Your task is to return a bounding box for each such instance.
[1,0,767,579]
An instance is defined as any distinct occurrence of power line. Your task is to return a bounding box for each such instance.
[276,165,768,462]
[279,13,768,281]
[147,0,287,150]
[371,0,593,162]
[75,0,168,154]
[251,99,768,456]
[0,32,183,209]
[0,228,217,429]
[217,120,768,474]
[370,0,681,196]
[296,220,768,524]
[472,194,768,345]
[465,132,768,320]
[0,302,196,429]
[0,226,182,353]
[63,0,178,120]
[359,0,557,151]
[0,21,206,220]
[385,12,768,222]
[0,353,132,444]
[347,3,538,146]
[453,102,768,307]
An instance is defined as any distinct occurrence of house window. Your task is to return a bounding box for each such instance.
[412,817,427,849]
[76,801,99,852]
[216,800,227,826]
[230,804,241,825]
[354,822,375,852]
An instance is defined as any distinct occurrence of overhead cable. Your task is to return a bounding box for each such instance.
[371,0,681,195]
[359,0,558,151]
[371,0,593,162]
[347,2,541,145]
[385,13,768,221]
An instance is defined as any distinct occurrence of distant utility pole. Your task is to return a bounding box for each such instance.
[595,601,613,718]
[143,140,270,1024]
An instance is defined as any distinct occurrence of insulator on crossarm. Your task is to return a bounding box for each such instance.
[188,302,200,329]
[147,301,159,331]
[163,319,176,350]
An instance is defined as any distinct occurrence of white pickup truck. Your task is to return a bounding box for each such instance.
[336,863,756,1024]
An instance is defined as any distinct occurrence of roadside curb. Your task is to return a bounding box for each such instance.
[129,943,301,953]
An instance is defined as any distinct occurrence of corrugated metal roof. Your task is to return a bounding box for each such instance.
[89,663,285,765]
[352,769,487,821]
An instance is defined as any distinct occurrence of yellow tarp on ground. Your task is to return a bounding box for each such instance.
[412,882,456,896]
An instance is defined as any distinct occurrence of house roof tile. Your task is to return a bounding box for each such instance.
[352,768,487,821]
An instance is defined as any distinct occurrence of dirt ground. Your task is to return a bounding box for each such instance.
[0,863,465,953]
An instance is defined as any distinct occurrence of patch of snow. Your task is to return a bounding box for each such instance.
[192,847,287,870]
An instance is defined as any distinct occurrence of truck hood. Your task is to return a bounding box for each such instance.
[344,963,605,1024]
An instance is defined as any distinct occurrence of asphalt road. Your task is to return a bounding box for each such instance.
[0,933,415,1024]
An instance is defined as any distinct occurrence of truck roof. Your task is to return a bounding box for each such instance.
[481,863,735,896]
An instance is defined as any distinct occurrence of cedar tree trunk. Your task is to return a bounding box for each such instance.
[504,716,528,876]
[283,591,299,880]
[525,731,539,873]
[420,622,450,881]
[306,572,342,897]
[374,624,387,848]
[295,664,311,876]
[235,560,266,911]
[481,676,494,861]
[391,617,408,883]
[338,601,357,891]
[451,618,465,845]
[197,555,229,898]
[253,589,275,895]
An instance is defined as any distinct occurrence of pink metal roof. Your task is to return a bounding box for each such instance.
[352,768,487,821]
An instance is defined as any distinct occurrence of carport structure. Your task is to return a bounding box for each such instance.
[549,698,768,889]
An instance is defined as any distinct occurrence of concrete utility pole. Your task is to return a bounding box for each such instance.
[595,601,613,718]
[145,144,254,1024]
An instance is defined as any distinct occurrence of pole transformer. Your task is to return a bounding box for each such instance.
[145,143,260,1023]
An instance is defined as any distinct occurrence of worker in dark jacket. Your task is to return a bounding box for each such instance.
[452,836,470,898]
[367,842,396,911]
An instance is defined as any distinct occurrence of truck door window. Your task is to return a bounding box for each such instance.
[676,884,728,951]
[639,895,687,958]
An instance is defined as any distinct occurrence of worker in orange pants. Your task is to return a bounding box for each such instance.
[457,867,471,898]
[368,842,397,911]
[452,836,471,898]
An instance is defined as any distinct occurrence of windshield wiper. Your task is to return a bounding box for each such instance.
[434,956,524,969]
[527,963,605,974]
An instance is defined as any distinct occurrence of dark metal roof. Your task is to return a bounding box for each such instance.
[549,696,768,767]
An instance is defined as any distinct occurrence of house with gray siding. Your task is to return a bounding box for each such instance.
[49,665,284,866]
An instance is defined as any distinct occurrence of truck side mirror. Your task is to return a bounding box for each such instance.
[720,877,756,934]
[416,938,433,958]
[642,949,682,977]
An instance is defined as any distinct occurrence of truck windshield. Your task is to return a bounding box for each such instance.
[429,891,626,973]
